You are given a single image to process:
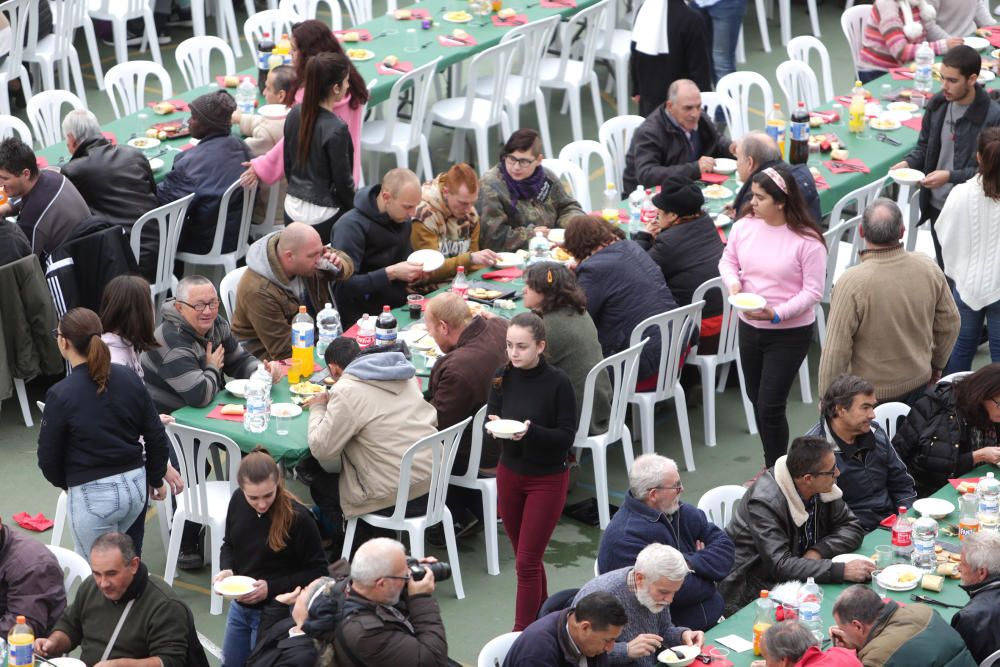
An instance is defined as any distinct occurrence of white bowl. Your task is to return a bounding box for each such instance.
[485,419,526,439]
[214,575,256,597]
[657,645,700,666]
[258,103,289,120]
[225,379,248,397]
[912,497,955,519]
[407,248,445,272]
[270,402,302,418]
[965,36,990,51]
[728,293,766,312]
[979,69,996,83]
[888,168,925,186]
[713,157,737,175]
[547,228,566,244]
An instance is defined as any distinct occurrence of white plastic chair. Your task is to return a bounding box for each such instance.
[0,115,33,144]
[538,0,610,143]
[104,61,174,120]
[46,544,92,593]
[541,158,591,212]
[339,0,372,24]
[599,115,644,193]
[685,278,757,446]
[88,0,163,69]
[558,140,616,194]
[340,418,472,600]
[243,0,279,23]
[473,16,560,159]
[243,10,295,60]
[175,179,259,275]
[163,424,242,615]
[220,266,249,321]
[131,193,195,308]
[0,0,34,116]
[426,38,520,175]
[26,90,85,148]
[189,0,243,57]
[787,35,835,102]
[716,71,774,136]
[628,301,705,470]
[595,0,635,115]
[175,36,237,91]
[700,91,741,139]
[940,371,973,384]
[478,631,521,667]
[448,406,500,576]
[361,58,440,183]
[23,0,88,106]
[771,0,821,46]
[841,5,872,81]
[574,339,646,529]
[697,485,746,528]
[775,60,821,113]
[873,402,910,442]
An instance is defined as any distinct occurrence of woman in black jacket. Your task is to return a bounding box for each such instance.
[283,52,356,243]
[893,364,1000,496]
[37,307,169,558]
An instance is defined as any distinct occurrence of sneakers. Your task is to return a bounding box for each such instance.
[177,549,204,570]
[427,515,482,548]
[101,29,171,47]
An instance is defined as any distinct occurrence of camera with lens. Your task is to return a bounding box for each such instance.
[406,558,451,582]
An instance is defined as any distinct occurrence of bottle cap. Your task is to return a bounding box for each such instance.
[382,305,390,312]
[760,590,769,598]
[16,615,25,623]
[299,305,306,313]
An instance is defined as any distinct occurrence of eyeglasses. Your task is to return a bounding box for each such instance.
[382,573,411,583]
[50,328,61,339]
[176,299,220,312]
[809,465,839,477]
[989,397,1000,408]
[504,154,537,169]
[652,484,684,492]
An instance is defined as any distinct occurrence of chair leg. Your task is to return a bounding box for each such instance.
[592,446,611,530]
[716,361,731,392]
[755,0,771,53]
[474,125,489,175]
[614,57,628,115]
[419,135,433,182]
[52,491,68,547]
[778,0,791,46]
[588,72,604,134]
[13,378,32,427]
[567,87,583,143]
[340,518,358,560]
[190,0,206,35]
[440,508,465,599]
[815,306,826,349]
[673,384,696,471]
[806,0,821,37]
[82,19,105,90]
[69,51,87,107]
[111,19,128,66]
[637,400,655,456]
[143,9,163,65]
[155,498,172,555]
[620,425,635,472]
[221,0,243,58]
[163,510,188,584]
[533,92,554,160]
[480,483,500,576]
[799,357,812,404]
[699,360,718,447]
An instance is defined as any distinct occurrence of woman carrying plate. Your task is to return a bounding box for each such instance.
[719,165,826,468]
[215,448,327,667]
[486,312,577,630]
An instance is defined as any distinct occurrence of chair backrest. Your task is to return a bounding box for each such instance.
[697,485,746,528]
[380,417,472,525]
[220,265,249,320]
[243,9,295,58]
[691,277,739,364]
[700,91,740,139]
[104,61,174,119]
[177,179,258,264]
[165,423,242,523]
[558,140,615,193]
[787,35,835,101]
[776,59,821,112]
[872,401,910,442]
[450,405,488,487]
[0,0,30,86]
[461,38,522,134]
[841,4,872,80]
[548,0,610,81]
[501,15,560,105]
[277,0,307,21]
[0,114,32,144]
[829,176,887,229]
[26,0,87,62]
[371,58,440,152]
[716,71,774,135]
[576,338,647,444]
[629,301,705,398]
[90,0,148,16]
[599,114,644,191]
[175,36,237,90]
[939,371,973,385]
[822,214,864,303]
[26,90,85,147]
[979,648,1000,667]
[477,632,522,667]
[45,544,92,594]
[340,0,372,26]
[541,158,591,211]
[131,193,195,304]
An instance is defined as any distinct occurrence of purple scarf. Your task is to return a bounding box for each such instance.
[499,160,547,207]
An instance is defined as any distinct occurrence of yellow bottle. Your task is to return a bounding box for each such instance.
[752,590,774,656]
[290,305,314,375]
[8,615,34,667]
[849,80,866,135]
[601,183,619,222]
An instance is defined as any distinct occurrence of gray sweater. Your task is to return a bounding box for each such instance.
[542,307,611,436]
[573,568,689,666]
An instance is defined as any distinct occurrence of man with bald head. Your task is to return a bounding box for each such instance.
[727,131,822,224]
[332,168,428,324]
[231,221,354,360]
[622,79,733,194]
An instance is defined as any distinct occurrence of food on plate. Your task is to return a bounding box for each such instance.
[870,117,900,130]
[809,166,821,179]
[220,404,245,416]
[145,128,159,138]
[217,580,250,595]
[551,246,572,262]
[342,30,360,41]
[153,101,175,115]
[445,10,472,21]
[937,562,959,577]
[920,574,944,592]
[347,48,372,59]
[383,55,399,66]
[452,28,469,38]
[703,184,731,199]
[494,298,516,310]
[498,7,516,18]
[730,293,765,310]
[889,168,923,183]
[809,116,823,128]
[831,148,849,161]
[468,287,504,300]
[290,381,324,395]
[897,570,918,584]
[957,481,978,494]
[393,8,411,18]
[223,75,240,88]
[130,137,155,148]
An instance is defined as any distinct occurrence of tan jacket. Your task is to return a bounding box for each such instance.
[306,353,438,517]
[411,176,485,282]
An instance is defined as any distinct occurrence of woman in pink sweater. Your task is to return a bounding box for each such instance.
[719,165,826,467]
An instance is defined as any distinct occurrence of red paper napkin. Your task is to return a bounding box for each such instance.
[376,61,414,75]
[36,156,48,168]
[180,142,195,151]
[216,75,257,87]
[279,359,323,376]
[438,34,478,47]
[700,646,734,667]
[814,175,829,191]
[541,0,577,6]
[102,131,117,144]
[889,67,915,81]
[901,116,923,131]
[492,13,528,26]
[880,513,897,528]
[12,511,53,532]
[146,98,190,111]
[588,210,629,222]
[396,7,429,18]
[949,477,982,490]
[334,28,372,40]
[482,267,524,279]
[835,95,852,106]
[207,403,246,422]
[824,158,870,174]
[343,324,359,339]
[700,172,729,184]
[810,110,840,124]
[981,26,1000,47]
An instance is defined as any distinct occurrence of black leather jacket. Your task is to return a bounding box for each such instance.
[951,577,1000,664]
[60,137,158,224]
[283,105,355,212]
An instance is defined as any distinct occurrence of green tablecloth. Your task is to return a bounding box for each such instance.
[702,464,1000,666]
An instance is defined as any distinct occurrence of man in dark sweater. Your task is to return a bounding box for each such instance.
[331,168,428,325]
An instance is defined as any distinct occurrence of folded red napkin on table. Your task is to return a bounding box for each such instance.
[216,75,257,87]
[541,0,577,7]
[824,158,870,174]
[102,131,117,144]
[700,172,729,184]
[376,60,414,75]
[438,34,478,47]
[982,26,1000,48]
[12,512,53,532]
[146,98,190,111]
[36,156,48,168]
[206,404,246,422]
[949,477,982,490]
[901,116,923,131]
[342,324,359,338]
[814,175,830,191]
[492,13,528,26]
[279,359,323,376]
[889,67,915,81]
[880,514,897,528]
[482,267,524,279]
[810,110,840,124]
[334,28,372,40]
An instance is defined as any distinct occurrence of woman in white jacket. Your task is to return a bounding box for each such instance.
[937,127,1000,372]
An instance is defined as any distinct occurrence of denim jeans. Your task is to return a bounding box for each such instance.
[945,288,1000,374]
[222,601,262,667]
[695,0,748,82]
[68,468,147,558]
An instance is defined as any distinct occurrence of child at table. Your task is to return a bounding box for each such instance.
[858,0,963,83]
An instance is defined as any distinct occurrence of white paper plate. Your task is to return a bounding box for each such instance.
[49,659,86,667]
[870,117,902,131]
[887,101,918,113]
[347,48,375,61]
[486,419,526,439]
[965,36,990,51]
[888,168,925,186]
[713,157,737,175]
[443,11,473,22]
[979,69,996,83]
[258,103,289,120]
[882,109,912,123]
[214,575,256,597]
[702,184,733,200]
[494,251,523,268]
[913,497,955,519]
[833,553,875,564]
[148,157,164,171]
[714,212,734,228]
[657,645,699,666]
[547,228,566,244]
[225,379,248,397]
[270,402,302,418]
[878,564,922,591]
[407,248,445,272]
[128,137,160,150]
[728,293,766,312]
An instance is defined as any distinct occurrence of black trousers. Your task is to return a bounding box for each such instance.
[738,321,814,467]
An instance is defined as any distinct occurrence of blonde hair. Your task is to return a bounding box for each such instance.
[426,292,472,328]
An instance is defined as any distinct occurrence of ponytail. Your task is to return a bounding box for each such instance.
[87,334,111,394]
[60,308,111,394]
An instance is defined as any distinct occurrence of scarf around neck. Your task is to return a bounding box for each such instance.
[499,160,547,207]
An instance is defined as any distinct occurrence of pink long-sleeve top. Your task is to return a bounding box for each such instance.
[251,88,364,187]
[718,216,827,329]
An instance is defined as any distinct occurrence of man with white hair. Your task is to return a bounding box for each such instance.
[951,531,1000,663]
[573,544,704,666]
[597,454,734,630]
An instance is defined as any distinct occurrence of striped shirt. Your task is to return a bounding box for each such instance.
[859,0,949,72]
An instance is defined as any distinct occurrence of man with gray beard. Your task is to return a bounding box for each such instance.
[573,544,704,666]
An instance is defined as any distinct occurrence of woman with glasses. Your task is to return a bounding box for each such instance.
[477,128,584,252]
[894,363,1000,496]
[37,308,171,558]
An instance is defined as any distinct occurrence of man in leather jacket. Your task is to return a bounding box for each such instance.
[951,531,1000,663]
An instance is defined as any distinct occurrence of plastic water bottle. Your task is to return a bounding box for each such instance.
[797,578,824,642]
[256,359,272,408]
[375,305,398,347]
[752,590,775,656]
[601,183,619,222]
[640,189,657,229]
[911,515,939,571]
[0,637,7,665]
[451,265,469,297]
[788,101,810,165]
[291,305,314,375]
[891,506,913,562]
[236,77,257,116]
[914,41,934,95]
[316,302,342,357]
[977,472,1000,533]
[527,231,550,265]
[7,617,32,667]
[243,367,269,433]
[627,185,645,238]
[356,314,376,349]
